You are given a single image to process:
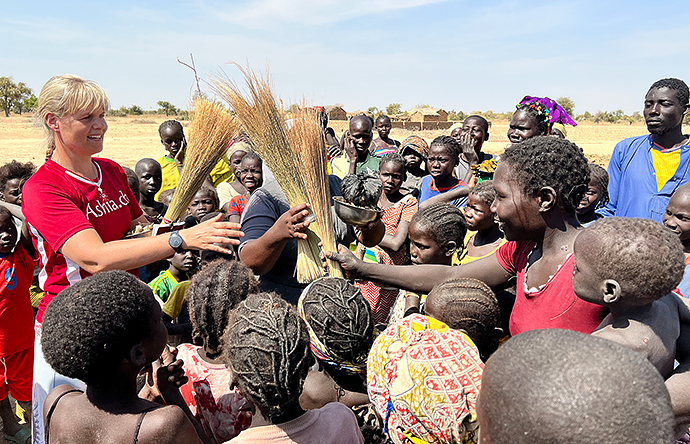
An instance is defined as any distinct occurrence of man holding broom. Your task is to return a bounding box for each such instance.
[331,115,380,178]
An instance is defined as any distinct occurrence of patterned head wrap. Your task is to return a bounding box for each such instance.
[368,314,483,444]
[518,96,577,127]
[551,122,568,138]
[298,279,372,375]
[398,136,430,160]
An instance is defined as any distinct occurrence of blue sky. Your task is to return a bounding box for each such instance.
[3,0,689,115]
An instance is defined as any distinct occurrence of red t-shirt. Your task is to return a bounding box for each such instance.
[495,240,606,336]
[0,243,36,357]
[22,158,143,322]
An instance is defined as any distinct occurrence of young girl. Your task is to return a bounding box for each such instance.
[355,153,418,323]
[228,153,263,224]
[218,142,249,209]
[372,115,400,157]
[41,270,213,444]
[185,187,219,227]
[223,292,364,443]
[328,136,607,336]
[398,136,428,197]
[418,136,469,208]
[456,180,506,265]
[577,163,609,226]
[177,259,259,442]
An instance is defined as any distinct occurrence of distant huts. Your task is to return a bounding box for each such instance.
[325,105,347,121]
[408,107,448,122]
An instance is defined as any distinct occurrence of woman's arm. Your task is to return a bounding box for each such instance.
[239,203,310,275]
[60,214,242,275]
[377,219,409,251]
[327,245,513,294]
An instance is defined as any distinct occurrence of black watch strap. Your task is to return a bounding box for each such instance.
[168,231,184,253]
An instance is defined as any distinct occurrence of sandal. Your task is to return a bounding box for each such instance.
[4,427,31,444]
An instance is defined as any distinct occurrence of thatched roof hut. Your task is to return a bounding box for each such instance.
[325,105,347,121]
[408,107,448,122]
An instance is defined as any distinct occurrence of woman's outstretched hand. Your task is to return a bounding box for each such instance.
[325,244,364,280]
[181,213,244,254]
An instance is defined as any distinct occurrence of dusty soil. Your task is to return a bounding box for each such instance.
[0,114,649,169]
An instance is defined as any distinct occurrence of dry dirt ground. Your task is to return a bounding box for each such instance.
[0,114,650,170]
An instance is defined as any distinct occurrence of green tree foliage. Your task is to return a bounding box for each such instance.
[23,94,38,113]
[157,101,179,116]
[0,77,32,117]
[556,96,575,117]
[386,103,402,115]
[128,105,144,115]
[368,106,382,117]
[447,110,467,121]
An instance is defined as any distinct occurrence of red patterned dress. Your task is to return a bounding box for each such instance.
[355,194,418,323]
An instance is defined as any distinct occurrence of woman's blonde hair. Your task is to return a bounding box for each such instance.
[35,74,110,160]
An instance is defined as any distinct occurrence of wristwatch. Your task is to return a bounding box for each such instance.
[168,231,184,253]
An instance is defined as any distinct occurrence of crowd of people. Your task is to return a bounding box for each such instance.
[0,73,689,443]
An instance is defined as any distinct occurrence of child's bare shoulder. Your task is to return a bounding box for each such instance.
[136,405,202,444]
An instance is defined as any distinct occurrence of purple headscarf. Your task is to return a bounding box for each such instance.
[519,96,577,127]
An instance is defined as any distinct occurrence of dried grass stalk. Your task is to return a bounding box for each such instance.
[164,98,239,223]
[212,66,341,281]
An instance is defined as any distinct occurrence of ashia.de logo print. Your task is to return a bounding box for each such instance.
[85,189,130,221]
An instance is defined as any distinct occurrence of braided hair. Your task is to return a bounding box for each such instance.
[430,135,461,159]
[188,259,259,359]
[588,163,609,208]
[158,119,184,136]
[514,101,551,136]
[410,203,467,257]
[649,78,689,107]
[500,136,590,214]
[224,292,313,421]
[300,277,374,370]
[425,278,501,360]
[379,152,407,174]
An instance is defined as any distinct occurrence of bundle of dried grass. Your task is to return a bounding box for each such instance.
[213,65,342,282]
[163,99,239,223]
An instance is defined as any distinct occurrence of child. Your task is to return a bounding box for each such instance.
[477,328,674,444]
[228,152,263,224]
[223,292,364,443]
[149,249,198,304]
[136,158,167,223]
[218,142,249,209]
[186,187,219,228]
[457,180,506,265]
[0,161,35,205]
[398,136,429,197]
[355,153,418,323]
[418,135,469,208]
[40,270,213,444]
[328,136,607,335]
[178,259,259,442]
[454,115,494,183]
[123,166,140,202]
[424,278,502,362]
[156,120,187,199]
[0,205,36,444]
[368,314,483,444]
[371,115,400,157]
[390,203,467,321]
[572,217,690,377]
[577,163,609,226]
[664,182,690,297]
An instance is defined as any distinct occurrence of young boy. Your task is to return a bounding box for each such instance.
[135,158,167,223]
[0,205,36,444]
[663,182,690,297]
[148,248,197,304]
[477,328,675,444]
[572,217,690,377]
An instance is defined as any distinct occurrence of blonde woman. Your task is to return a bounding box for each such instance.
[22,74,242,443]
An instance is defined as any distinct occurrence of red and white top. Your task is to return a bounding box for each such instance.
[22,158,142,322]
[0,243,36,357]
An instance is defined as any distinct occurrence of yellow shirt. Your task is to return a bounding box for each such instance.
[156,155,234,199]
[651,147,681,191]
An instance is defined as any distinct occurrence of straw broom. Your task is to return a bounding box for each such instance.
[163,98,239,223]
[213,66,340,282]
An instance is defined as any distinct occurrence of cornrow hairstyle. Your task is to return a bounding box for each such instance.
[425,278,501,361]
[649,78,690,107]
[158,119,184,136]
[587,163,609,208]
[224,292,313,421]
[375,114,391,126]
[430,135,461,160]
[514,101,551,135]
[469,180,496,207]
[583,218,684,305]
[188,259,259,359]
[41,270,158,385]
[0,160,35,192]
[500,136,590,214]
[410,203,467,257]
[299,277,374,380]
[379,152,407,175]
